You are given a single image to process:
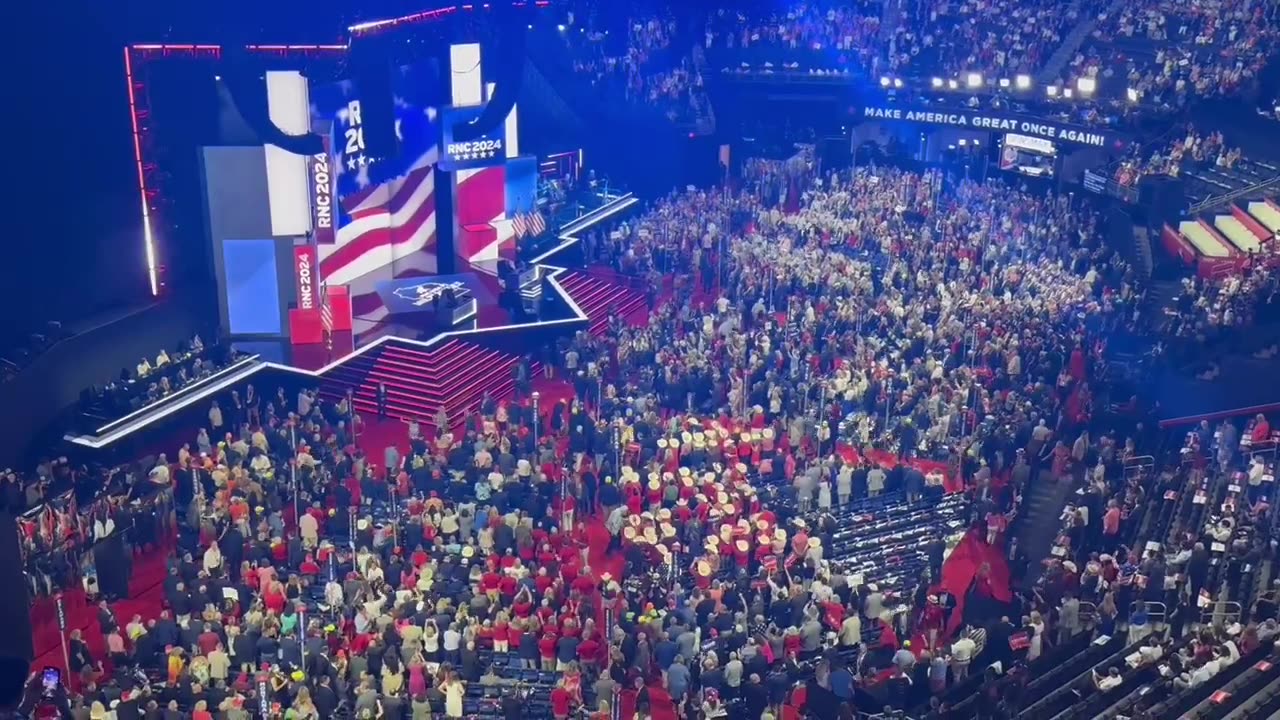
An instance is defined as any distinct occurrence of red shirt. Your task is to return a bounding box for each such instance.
[1103,507,1121,535]
[509,626,525,648]
[571,575,596,596]
[550,687,571,716]
[500,575,519,596]
[482,573,501,591]
[539,635,558,659]
[535,574,555,596]
[577,637,600,662]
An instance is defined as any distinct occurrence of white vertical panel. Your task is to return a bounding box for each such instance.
[450,44,484,107]
[486,81,520,159]
[264,71,311,237]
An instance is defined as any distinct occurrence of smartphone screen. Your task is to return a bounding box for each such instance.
[41,667,60,695]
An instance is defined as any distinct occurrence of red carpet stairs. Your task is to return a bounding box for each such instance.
[320,339,525,431]
[555,270,648,335]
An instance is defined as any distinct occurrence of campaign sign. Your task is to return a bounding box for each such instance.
[439,105,507,172]
[374,273,480,316]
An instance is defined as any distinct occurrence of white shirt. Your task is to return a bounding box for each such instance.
[951,637,975,662]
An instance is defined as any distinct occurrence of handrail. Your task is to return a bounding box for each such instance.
[1078,601,1098,625]
[1130,600,1167,625]
[1189,175,1280,215]
[1123,454,1155,467]
[1200,600,1243,628]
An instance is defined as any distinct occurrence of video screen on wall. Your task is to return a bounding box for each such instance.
[999,133,1057,178]
[308,61,444,335]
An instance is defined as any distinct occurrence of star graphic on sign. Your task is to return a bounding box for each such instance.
[358,155,368,167]
[347,156,357,171]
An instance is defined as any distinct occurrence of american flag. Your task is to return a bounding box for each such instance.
[319,281,334,334]
[510,209,547,239]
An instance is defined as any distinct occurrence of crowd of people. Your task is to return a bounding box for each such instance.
[20,148,1280,720]
[703,1,884,74]
[886,0,1097,81]
[551,12,712,128]
[82,336,238,427]
[1067,0,1279,107]
[1112,126,1239,186]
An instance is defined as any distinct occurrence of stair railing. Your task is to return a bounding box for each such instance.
[1189,175,1280,215]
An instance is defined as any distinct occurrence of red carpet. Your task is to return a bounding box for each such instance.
[938,531,1012,636]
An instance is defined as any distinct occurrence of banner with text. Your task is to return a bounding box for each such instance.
[307,133,335,244]
[293,245,319,313]
[440,105,507,172]
[862,106,1124,148]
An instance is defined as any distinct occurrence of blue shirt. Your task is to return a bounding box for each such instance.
[830,668,853,699]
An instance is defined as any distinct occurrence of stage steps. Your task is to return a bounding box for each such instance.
[318,338,526,432]
[556,271,649,336]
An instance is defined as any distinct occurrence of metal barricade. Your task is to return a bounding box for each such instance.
[1130,601,1167,631]
[1200,600,1242,629]
[1078,601,1098,628]
[1123,455,1155,479]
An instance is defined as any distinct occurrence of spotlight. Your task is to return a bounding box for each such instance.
[1064,88,1075,99]
[1015,74,1031,90]
[998,78,1011,89]
[1046,85,1059,97]
[893,78,904,89]
[880,76,891,88]
[973,139,980,146]
[1076,77,1096,95]
[931,77,943,88]
[1126,87,1140,103]
[947,79,959,90]
[958,139,967,147]
[557,23,566,31]
[966,72,983,89]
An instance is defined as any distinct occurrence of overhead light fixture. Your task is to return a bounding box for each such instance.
[966,72,983,88]
[1077,77,1096,95]
[880,76,891,88]
[1046,85,1059,97]
[1015,74,1031,90]
[931,77,943,88]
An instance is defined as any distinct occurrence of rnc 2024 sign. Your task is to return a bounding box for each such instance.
[863,106,1119,148]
